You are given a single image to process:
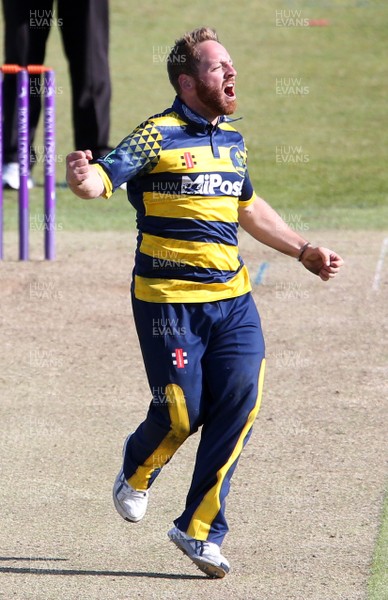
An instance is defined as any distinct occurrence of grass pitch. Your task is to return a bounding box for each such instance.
[1,0,387,231]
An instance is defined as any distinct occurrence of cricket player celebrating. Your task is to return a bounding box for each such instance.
[66,27,344,578]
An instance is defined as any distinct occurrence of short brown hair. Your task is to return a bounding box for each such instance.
[167,27,219,94]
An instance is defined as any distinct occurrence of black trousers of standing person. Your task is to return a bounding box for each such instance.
[1,0,111,166]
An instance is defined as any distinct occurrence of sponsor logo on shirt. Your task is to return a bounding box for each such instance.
[181,173,243,196]
[180,152,196,169]
[172,348,188,368]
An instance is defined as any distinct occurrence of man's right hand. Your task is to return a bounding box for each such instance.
[66,150,105,198]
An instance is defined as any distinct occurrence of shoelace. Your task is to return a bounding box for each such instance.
[194,540,205,556]
[120,474,147,498]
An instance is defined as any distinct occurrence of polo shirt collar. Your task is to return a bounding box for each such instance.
[172,96,227,132]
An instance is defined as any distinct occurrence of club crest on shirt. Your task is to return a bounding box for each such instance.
[229,146,246,177]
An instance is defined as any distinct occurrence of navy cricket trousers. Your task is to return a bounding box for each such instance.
[124,291,266,546]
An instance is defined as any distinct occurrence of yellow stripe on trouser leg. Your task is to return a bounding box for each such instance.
[128,384,191,490]
[187,358,266,540]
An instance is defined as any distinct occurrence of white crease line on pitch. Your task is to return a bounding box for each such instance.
[372,237,388,291]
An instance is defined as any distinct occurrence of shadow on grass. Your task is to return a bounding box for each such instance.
[0,556,206,580]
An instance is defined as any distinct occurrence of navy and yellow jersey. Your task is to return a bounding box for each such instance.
[95,96,256,303]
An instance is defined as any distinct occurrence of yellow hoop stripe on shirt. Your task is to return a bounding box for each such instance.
[150,145,246,175]
[128,384,190,491]
[140,233,240,271]
[151,114,187,128]
[186,358,266,540]
[134,265,252,303]
[144,193,239,222]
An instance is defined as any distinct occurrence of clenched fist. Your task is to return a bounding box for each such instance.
[66,150,105,199]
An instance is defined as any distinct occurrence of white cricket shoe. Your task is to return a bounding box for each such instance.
[168,526,230,578]
[112,434,149,523]
[2,162,34,189]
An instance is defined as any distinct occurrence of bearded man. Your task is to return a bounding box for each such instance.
[66,27,343,579]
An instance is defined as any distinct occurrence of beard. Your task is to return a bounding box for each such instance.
[194,77,237,117]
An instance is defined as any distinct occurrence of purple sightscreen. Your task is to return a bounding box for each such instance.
[18,68,29,260]
[44,69,56,260]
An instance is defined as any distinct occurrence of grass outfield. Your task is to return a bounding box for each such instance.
[1,1,387,596]
[368,492,388,600]
[1,0,387,231]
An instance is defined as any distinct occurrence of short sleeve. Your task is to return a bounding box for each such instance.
[96,120,162,197]
[239,169,255,207]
